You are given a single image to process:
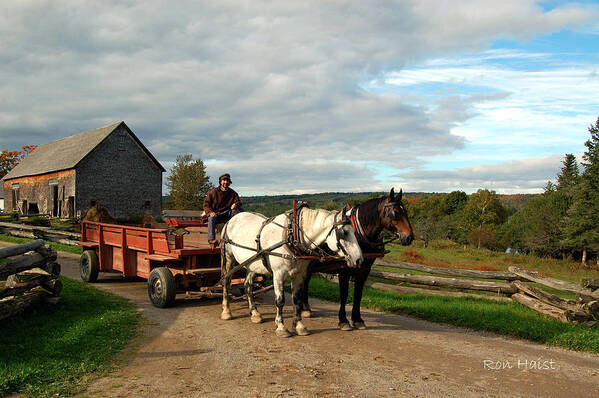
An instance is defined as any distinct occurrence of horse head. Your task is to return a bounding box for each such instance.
[380,188,414,246]
[323,209,363,268]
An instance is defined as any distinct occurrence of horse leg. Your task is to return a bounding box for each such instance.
[291,275,310,336]
[300,269,312,318]
[245,271,262,323]
[220,251,233,321]
[273,273,292,338]
[351,270,369,329]
[338,269,352,331]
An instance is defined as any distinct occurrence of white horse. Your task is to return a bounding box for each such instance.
[220,207,363,337]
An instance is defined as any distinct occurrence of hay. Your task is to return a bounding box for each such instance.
[82,206,115,224]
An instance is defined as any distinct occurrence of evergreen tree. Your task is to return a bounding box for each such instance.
[166,154,213,210]
[556,153,579,192]
[564,118,599,265]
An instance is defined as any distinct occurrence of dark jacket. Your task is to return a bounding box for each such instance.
[203,187,242,214]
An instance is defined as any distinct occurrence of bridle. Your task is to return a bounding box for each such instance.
[295,206,353,259]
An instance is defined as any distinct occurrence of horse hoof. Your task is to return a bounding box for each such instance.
[221,311,232,321]
[276,328,292,338]
[353,321,367,330]
[250,314,263,324]
[301,310,312,318]
[338,322,353,331]
[296,326,310,336]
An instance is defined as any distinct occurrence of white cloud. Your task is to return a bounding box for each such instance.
[0,1,597,194]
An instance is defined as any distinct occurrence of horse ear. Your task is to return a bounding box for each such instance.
[398,188,403,201]
[389,188,395,200]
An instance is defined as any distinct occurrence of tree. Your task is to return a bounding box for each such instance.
[410,194,448,247]
[556,153,579,191]
[456,189,508,249]
[444,190,467,215]
[0,145,37,178]
[564,118,599,265]
[166,154,214,210]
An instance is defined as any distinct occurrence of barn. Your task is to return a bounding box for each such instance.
[1,121,165,219]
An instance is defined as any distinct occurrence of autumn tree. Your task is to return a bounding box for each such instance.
[410,194,448,247]
[166,154,213,210]
[0,145,37,178]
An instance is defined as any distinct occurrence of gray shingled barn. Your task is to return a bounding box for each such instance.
[1,121,165,219]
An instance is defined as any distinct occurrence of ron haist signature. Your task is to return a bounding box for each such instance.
[483,358,559,371]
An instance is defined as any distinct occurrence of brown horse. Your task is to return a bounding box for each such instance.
[301,188,414,330]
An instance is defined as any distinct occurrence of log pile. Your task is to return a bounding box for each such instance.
[0,240,62,321]
[371,260,599,324]
[0,221,80,246]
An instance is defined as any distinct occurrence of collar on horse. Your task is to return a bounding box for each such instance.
[219,204,351,283]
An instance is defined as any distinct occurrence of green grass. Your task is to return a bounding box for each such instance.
[0,278,141,397]
[0,234,82,255]
[308,276,599,353]
[386,240,599,283]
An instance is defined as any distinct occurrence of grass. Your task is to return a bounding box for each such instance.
[385,239,599,283]
[0,278,141,397]
[307,275,599,353]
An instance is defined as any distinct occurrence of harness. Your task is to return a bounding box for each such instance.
[220,203,352,282]
[348,201,401,252]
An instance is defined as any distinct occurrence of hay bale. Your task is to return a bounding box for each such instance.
[82,206,115,224]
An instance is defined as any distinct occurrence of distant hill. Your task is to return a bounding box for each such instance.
[163,191,537,217]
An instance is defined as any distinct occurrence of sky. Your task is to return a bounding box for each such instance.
[1,0,598,196]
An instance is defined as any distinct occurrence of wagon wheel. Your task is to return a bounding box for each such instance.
[80,250,99,283]
[148,267,176,308]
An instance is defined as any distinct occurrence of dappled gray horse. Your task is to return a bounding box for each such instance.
[220,207,363,337]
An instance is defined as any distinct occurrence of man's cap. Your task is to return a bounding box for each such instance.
[219,173,232,182]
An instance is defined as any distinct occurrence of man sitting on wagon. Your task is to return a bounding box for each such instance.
[203,173,243,245]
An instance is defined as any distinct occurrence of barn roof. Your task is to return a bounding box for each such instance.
[1,121,165,181]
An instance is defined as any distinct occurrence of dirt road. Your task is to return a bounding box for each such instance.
[18,244,599,397]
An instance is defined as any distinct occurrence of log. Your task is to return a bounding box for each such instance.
[0,252,55,279]
[375,260,521,281]
[580,301,599,321]
[511,293,590,323]
[508,266,599,299]
[0,290,49,321]
[369,270,517,294]
[0,221,80,239]
[512,280,580,312]
[0,274,55,299]
[581,278,599,290]
[0,239,44,259]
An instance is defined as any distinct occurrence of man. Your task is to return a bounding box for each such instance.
[203,173,243,244]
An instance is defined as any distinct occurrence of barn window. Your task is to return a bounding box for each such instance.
[144,200,151,209]
[90,200,97,207]
[118,133,126,151]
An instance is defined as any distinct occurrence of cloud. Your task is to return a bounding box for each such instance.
[394,154,578,193]
[0,1,597,194]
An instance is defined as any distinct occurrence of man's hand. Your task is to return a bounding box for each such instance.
[209,211,216,217]
[231,203,236,210]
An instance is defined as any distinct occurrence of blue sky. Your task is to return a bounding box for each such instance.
[1,1,598,195]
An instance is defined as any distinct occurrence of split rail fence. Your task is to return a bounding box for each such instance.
[0,221,80,246]
[326,259,599,324]
[0,240,63,321]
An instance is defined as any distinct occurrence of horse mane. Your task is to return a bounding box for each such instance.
[355,195,386,238]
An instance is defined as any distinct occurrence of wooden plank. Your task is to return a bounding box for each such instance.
[376,260,520,281]
[0,240,44,258]
[508,266,599,299]
[369,270,517,294]
[511,293,590,323]
[0,252,56,279]
[512,280,579,312]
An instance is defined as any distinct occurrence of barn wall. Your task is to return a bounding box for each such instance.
[2,170,76,217]
[76,124,162,219]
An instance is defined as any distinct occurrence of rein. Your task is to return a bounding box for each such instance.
[220,207,350,282]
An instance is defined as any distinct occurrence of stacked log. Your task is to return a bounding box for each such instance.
[0,221,80,246]
[508,267,598,324]
[0,240,62,321]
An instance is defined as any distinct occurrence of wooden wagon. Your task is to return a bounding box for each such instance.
[78,220,267,308]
